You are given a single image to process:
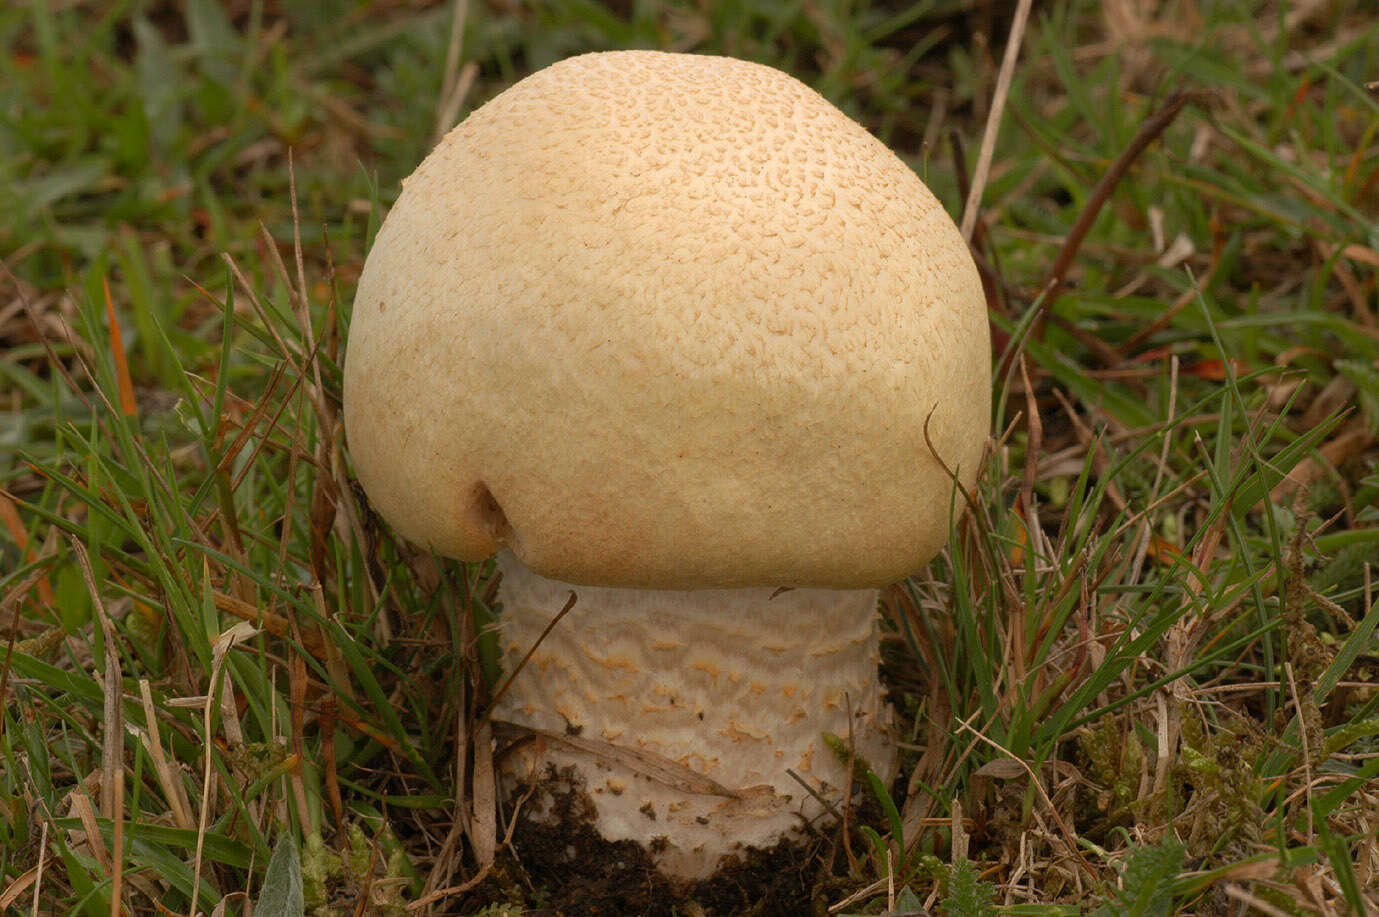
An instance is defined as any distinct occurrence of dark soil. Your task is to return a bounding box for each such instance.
[468,766,836,916]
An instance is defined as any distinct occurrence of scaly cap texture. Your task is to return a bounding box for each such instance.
[344,50,990,589]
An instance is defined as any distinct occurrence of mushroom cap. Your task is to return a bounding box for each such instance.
[344,50,990,590]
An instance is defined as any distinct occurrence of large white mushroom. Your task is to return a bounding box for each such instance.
[344,50,989,880]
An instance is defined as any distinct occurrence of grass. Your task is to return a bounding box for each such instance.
[2,0,1378,913]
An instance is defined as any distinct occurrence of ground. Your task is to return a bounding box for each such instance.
[1,1,1377,914]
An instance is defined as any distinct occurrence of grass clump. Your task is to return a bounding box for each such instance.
[3,0,1378,913]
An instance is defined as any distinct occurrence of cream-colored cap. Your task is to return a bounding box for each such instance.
[343,50,989,590]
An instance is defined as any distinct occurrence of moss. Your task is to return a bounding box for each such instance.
[302,832,343,914]
[1075,716,1145,831]
[1177,717,1264,856]
[298,824,411,916]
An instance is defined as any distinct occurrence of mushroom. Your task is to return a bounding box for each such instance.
[343,50,989,879]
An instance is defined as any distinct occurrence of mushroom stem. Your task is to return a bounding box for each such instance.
[492,550,894,879]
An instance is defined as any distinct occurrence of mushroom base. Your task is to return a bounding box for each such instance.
[492,551,894,880]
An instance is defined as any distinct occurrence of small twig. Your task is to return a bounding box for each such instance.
[319,696,344,832]
[1284,662,1317,843]
[1038,92,1199,305]
[31,819,48,917]
[287,154,313,350]
[284,615,313,838]
[786,768,846,823]
[960,0,1035,241]
[69,793,112,889]
[951,797,967,862]
[470,718,497,868]
[480,590,578,721]
[434,63,479,148]
[189,619,260,917]
[1018,355,1042,514]
[432,0,474,146]
[1223,883,1296,917]
[828,876,889,914]
[500,722,744,799]
[71,541,123,825]
[138,679,194,831]
[952,129,1012,320]
[350,825,384,917]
